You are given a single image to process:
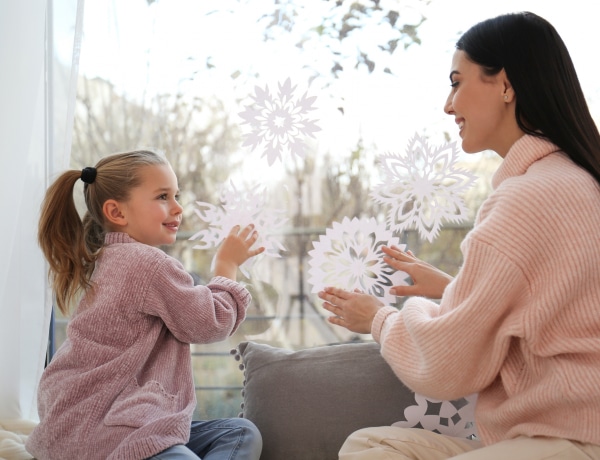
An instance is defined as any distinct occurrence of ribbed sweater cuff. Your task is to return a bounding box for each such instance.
[372,306,400,343]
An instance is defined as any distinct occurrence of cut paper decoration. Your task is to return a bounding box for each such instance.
[371,133,476,242]
[392,393,478,439]
[189,182,288,276]
[239,78,321,166]
[308,217,409,305]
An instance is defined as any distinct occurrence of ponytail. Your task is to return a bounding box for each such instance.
[38,171,97,315]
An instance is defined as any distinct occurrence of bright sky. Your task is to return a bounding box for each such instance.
[75,0,600,160]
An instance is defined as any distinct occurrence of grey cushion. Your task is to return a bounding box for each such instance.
[234,341,415,460]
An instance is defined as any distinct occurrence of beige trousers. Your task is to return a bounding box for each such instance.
[339,427,600,460]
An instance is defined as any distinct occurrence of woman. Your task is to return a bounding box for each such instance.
[319,12,600,459]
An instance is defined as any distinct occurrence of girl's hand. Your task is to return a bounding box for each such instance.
[382,245,453,299]
[214,224,265,280]
[318,287,384,334]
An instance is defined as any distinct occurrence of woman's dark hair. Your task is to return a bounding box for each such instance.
[457,11,600,185]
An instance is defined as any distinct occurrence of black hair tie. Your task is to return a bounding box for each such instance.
[80,167,97,184]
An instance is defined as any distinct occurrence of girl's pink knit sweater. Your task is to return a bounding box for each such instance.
[26,233,251,460]
[372,135,600,446]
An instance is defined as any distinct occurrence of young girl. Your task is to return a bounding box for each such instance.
[26,150,264,460]
[319,11,600,459]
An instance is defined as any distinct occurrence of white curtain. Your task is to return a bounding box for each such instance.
[0,1,84,458]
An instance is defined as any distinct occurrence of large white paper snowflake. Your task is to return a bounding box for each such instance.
[189,182,288,275]
[392,393,478,439]
[308,217,409,305]
[371,133,476,242]
[239,78,321,166]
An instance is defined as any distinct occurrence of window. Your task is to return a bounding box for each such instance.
[50,0,599,419]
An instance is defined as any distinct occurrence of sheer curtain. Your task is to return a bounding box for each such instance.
[0,1,84,458]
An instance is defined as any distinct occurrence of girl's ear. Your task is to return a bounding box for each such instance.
[103,199,127,227]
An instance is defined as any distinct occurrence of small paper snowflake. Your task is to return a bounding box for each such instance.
[239,78,321,166]
[189,182,288,276]
[308,217,409,305]
[392,393,478,439]
[371,133,476,242]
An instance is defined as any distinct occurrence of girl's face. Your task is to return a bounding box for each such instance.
[444,50,522,157]
[118,164,183,247]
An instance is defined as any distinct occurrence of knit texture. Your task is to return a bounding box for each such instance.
[26,233,251,460]
[372,135,600,446]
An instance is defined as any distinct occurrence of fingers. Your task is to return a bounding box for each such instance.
[382,245,414,262]
[319,288,379,334]
[319,286,353,301]
[321,298,348,328]
[248,246,265,257]
[328,315,346,328]
[231,223,255,238]
[319,288,354,319]
[321,300,342,316]
[228,224,242,235]
[229,224,261,245]
[318,290,346,323]
[382,247,419,279]
[390,284,417,296]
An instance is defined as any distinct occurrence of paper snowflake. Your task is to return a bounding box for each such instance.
[392,393,478,439]
[371,133,476,242]
[189,182,288,275]
[308,217,409,305]
[239,78,321,166]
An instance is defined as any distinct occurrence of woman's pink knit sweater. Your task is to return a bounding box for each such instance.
[26,233,251,460]
[372,135,600,446]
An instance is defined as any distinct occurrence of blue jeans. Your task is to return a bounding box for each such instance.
[147,418,262,460]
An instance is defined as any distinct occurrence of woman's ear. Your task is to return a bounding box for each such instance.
[500,69,515,103]
[103,199,127,227]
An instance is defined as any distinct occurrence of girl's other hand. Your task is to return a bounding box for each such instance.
[214,224,265,280]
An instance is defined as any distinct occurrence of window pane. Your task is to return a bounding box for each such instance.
[53,0,600,419]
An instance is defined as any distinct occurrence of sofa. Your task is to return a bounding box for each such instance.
[232,341,477,460]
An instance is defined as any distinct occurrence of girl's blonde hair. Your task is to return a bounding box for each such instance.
[38,150,168,315]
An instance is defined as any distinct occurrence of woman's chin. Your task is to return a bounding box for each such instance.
[460,139,485,154]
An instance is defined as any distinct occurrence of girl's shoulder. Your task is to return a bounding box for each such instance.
[104,233,170,259]
[99,236,174,278]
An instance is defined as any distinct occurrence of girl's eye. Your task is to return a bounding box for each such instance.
[158,194,168,200]
[450,81,459,88]
[175,194,181,201]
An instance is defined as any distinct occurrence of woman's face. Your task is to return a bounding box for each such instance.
[444,50,521,157]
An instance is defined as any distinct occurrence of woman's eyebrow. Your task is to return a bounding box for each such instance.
[449,70,459,82]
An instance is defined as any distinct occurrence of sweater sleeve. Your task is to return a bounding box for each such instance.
[141,255,251,344]
[372,232,531,401]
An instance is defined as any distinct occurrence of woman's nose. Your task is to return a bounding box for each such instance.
[444,93,454,115]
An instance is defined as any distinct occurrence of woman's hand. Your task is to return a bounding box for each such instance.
[318,287,385,334]
[382,245,453,299]
[214,224,265,280]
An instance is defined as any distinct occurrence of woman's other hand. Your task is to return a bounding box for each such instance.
[383,245,453,299]
[318,287,384,334]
